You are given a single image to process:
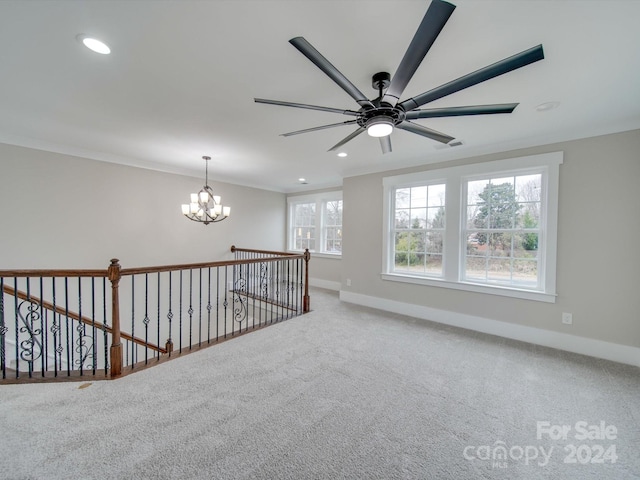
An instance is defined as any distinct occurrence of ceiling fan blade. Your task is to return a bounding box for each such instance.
[289,37,374,109]
[405,103,518,119]
[281,120,358,137]
[254,98,359,116]
[396,120,455,144]
[328,127,366,151]
[379,135,392,154]
[381,0,456,107]
[399,45,544,111]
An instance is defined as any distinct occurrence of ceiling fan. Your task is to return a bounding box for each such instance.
[255,0,544,154]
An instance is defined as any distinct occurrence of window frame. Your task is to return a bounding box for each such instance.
[287,191,343,258]
[382,152,562,303]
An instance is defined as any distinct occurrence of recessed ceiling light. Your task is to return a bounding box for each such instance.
[77,34,111,54]
[535,101,560,112]
[337,152,348,157]
[298,178,307,184]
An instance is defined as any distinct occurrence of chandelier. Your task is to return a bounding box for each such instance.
[181,156,230,225]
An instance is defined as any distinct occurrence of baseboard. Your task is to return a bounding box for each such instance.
[340,290,640,368]
[309,278,341,292]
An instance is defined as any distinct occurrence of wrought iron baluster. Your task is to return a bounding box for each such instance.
[91,278,96,374]
[223,267,228,339]
[216,267,220,341]
[188,269,193,349]
[232,264,248,332]
[198,268,203,346]
[167,271,173,357]
[39,277,46,375]
[207,268,212,344]
[144,273,150,365]
[0,277,5,379]
[179,270,183,353]
[102,278,109,374]
[131,276,135,367]
[157,271,161,360]
[64,277,71,376]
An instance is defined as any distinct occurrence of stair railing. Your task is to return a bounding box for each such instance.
[0,247,309,384]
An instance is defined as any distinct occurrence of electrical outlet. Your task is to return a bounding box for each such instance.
[562,312,573,325]
[346,278,352,287]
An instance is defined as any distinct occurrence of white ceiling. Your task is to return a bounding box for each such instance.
[1,0,639,193]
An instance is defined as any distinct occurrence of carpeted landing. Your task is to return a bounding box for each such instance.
[0,288,638,479]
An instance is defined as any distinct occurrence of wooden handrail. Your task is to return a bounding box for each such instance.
[230,245,300,256]
[2,284,167,354]
[119,255,305,276]
[0,268,107,278]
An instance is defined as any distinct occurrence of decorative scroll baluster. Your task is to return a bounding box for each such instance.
[233,264,248,331]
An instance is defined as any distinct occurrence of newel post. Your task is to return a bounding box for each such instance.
[303,249,310,313]
[108,258,123,378]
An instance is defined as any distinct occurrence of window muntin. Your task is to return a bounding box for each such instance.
[392,184,445,276]
[288,192,342,255]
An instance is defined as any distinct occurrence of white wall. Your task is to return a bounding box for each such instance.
[0,143,285,269]
[341,129,640,363]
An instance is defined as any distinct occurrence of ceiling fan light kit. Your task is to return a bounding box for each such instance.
[366,116,394,137]
[255,0,544,154]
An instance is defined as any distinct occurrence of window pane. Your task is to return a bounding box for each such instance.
[487,258,512,282]
[467,179,489,205]
[395,209,410,228]
[516,174,541,203]
[512,259,538,286]
[428,207,445,229]
[396,188,410,208]
[410,208,427,229]
[410,186,428,208]
[428,184,445,207]
[426,232,443,254]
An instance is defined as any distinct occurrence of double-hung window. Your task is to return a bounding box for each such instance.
[288,192,343,256]
[383,152,562,302]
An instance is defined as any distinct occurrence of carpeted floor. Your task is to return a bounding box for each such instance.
[1,288,638,479]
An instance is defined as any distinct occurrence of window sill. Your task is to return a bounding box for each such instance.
[381,273,556,303]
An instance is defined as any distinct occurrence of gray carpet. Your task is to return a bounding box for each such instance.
[1,288,638,479]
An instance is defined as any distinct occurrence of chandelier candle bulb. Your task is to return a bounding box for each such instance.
[214,204,222,215]
[223,206,231,217]
[190,193,198,203]
[181,204,190,215]
[200,191,209,203]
